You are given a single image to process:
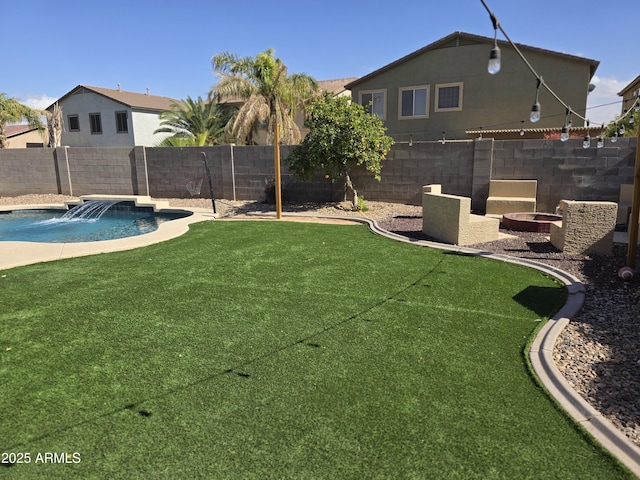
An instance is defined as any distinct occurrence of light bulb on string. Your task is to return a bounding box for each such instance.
[596,135,604,148]
[620,124,625,136]
[409,134,413,147]
[530,78,542,123]
[582,120,591,149]
[612,124,618,143]
[487,13,501,75]
[519,120,525,136]
[560,108,570,141]
[440,131,446,144]
[478,127,483,140]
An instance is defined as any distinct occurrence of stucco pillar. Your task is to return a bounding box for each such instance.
[471,138,493,213]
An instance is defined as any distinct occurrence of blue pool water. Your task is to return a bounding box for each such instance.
[0,205,192,243]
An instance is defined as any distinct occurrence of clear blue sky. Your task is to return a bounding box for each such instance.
[3,0,638,125]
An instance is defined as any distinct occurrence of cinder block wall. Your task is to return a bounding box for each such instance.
[0,138,636,212]
[0,147,60,195]
[351,141,475,205]
[491,138,637,212]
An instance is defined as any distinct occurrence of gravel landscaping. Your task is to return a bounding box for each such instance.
[2,194,639,447]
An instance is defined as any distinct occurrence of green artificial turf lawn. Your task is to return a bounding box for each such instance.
[0,221,632,478]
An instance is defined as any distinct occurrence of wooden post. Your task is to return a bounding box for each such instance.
[273,122,282,219]
[627,129,640,268]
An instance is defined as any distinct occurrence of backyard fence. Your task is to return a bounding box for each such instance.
[0,137,636,214]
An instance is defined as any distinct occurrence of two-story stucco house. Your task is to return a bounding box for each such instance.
[618,75,640,115]
[47,85,180,147]
[346,31,599,142]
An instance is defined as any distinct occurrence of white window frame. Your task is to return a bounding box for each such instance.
[434,82,463,112]
[398,85,430,119]
[359,89,387,120]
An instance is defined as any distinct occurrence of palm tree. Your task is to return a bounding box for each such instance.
[211,49,318,145]
[154,94,230,147]
[0,93,45,148]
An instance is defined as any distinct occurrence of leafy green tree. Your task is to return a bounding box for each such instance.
[286,92,394,209]
[0,93,44,148]
[154,94,230,146]
[211,49,318,145]
[603,107,638,139]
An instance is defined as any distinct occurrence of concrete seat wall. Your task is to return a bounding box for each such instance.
[486,179,537,215]
[550,200,618,255]
[422,184,500,246]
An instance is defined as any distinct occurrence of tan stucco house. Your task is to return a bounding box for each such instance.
[618,75,640,115]
[3,124,47,148]
[346,31,599,142]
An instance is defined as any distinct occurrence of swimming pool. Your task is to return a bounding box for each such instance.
[0,202,193,243]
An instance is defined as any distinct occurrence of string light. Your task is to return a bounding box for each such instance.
[567,107,573,128]
[440,131,446,144]
[582,120,591,149]
[560,108,570,141]
[478,127,483,140]
[597,134,604,148]
[530,78,542,123]
[480,0,600,133]
[409,133,413,147]
[387,95,632,142]
[487,13,501,74]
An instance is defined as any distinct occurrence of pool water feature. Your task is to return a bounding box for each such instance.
[0,200,193,243]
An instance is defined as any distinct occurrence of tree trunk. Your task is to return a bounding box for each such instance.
[0,123,7,149]
[344,172,358,210]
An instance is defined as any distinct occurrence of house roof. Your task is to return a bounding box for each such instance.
[217,77,360,105]
[617,74,640,96]
[47,85,180,112]
[5,124,38,137]
[345,31,600,89]
[318,78,359,95]
[465,125,603,138]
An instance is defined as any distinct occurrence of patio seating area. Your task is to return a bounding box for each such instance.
[486,179,537,216]
[422,184,500,246]
[549,200,618,255]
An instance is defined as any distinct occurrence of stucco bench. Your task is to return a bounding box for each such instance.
[550,200,617,255]
[422,184,500,246]
[486,180,537,215]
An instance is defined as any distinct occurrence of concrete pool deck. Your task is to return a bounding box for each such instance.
[0,203,216,270]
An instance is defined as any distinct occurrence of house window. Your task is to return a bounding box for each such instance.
[399,86,429,119]
[68,114,80,132]
[359,90,386,119]
[89,113,102,134]
[115,111,129,133]
[435,82,463,112]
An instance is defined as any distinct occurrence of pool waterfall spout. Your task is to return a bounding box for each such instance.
[62,200,121,221]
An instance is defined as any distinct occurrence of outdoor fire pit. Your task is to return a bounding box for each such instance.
[501,212,562,233]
